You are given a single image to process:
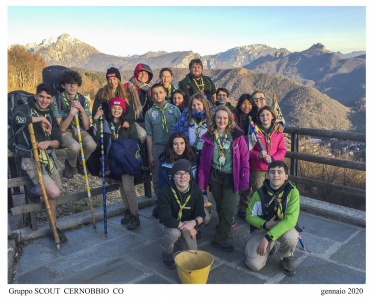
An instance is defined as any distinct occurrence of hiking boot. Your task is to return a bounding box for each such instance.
[211,240,234,252]
[77,162,88,176]
[63,159,77,179]
[127,214,140,230]
[269,242,277,255]
[162,252,176,269]
[47,227,67,243]
[237,210,246,219]
[281,256,296,276]
[121,209,133,224]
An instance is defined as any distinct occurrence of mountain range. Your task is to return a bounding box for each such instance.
[22,33,366,132]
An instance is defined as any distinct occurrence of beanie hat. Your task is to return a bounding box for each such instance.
[171,159,192,179]
[106,67,121,82]
[134,63,153,83]
[109,97,126,113]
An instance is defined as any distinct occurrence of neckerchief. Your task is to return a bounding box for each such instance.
[171,186,191,220]
[257,122,278,151]
[110,121,120,139]
[62,92,81,129]
[192,77,204,92]
[154,102,169,132]
[192,118,206,140]
[166,84,172,99]
[265,183,287,221]
[214,131,231,168]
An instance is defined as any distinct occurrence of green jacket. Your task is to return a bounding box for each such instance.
[246,179,300,241]
[13,98,62,157]
[178,73,216,104]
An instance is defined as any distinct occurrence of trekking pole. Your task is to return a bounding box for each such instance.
[100,115,107,236]
[249,116,270,166]
[28,123,61,249]
[74,113,96,229]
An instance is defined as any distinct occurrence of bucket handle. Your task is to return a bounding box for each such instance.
[174,250,199,257]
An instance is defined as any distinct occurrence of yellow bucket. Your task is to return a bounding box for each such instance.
[174,250,214,284]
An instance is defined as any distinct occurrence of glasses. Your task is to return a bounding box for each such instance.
[253,97,265,103]
[217,94,227,98]
[66,82,78,86]
[174,172,190,178]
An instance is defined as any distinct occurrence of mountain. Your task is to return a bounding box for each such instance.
[246,43,366,107]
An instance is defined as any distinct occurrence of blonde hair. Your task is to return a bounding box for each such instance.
[187,93,212,124]
[208,105,235,135]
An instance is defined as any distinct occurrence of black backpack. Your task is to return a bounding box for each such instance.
[8,90,34,153]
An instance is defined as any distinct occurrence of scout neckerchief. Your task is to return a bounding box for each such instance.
[62,92,81,129]
[110,121,120,139]
[214,131,231,168]
[166,85,172,99]
[31,108,55,174]
[171,186,191,220]
[257,122,278,152]
[262,182,288,221]
[192,77,205,93]
[154,102,169,132]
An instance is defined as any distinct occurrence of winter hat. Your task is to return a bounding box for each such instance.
[106,67,121,82]
[109,97,126,113]
[171,159,193,179]
[133,63,153,83]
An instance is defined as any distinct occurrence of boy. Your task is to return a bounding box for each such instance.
[245,161,300,276]
[13,83,67,242]
[252,90,285,126]
[52,70,96,179]
[145,83,181,197]
[154,159,205,269]
[215,87,236,117]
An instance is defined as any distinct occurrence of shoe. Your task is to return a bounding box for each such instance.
[269,242,277,255]
[63,159,78,179]
[211,240,234,252]
[281,256,296,276]
[228,230,234,239]
[77,162,88,176]
[196,229,202,240]
[237,210,246,219]
[127,214,140,230]
[47,227,67,243]
[121,209,133,225]
[162,252,176,269]
[231,217,236,228]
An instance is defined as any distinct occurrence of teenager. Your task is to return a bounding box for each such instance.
[170,89,189,113]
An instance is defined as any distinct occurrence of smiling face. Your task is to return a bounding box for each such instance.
[172,92,184,107]
[240,100,253,114]
[215,110,229,132]
[191,98,204,113]
[173,171,191,191]
[216,91,228,104]
[111,105,124,120]
[62,82,78,98]
[173,137,186,156]
[152,86,166,105]
[137,70,149,83]
[259,109,274,128]
[35,91,53,110]
[190,63,203,79]
[161,70,172,87]
[268,167,288,190]
[108,77,119,90]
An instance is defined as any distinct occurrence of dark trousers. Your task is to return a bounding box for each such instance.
[209,168,238,243]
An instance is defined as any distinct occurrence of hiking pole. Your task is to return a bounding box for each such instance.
[74,113,96,229]
[28,123,60,249]
[249,116,270,166]
[100,115,107,236]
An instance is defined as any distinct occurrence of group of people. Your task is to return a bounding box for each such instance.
[12,58,300,277]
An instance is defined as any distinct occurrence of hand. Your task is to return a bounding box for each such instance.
[94,106,104,120]
[256,237,269,256]
[70,106,79,115]
[179,220,196,232]
[148,154,155,166]
[263,155,272,164]
[38,141,50,150]
[265,216,278,229]
[189,227,197,239]
[71,100,84,112]
[122,121,129,128]
[40,117,52,135]
[258,150,267,159]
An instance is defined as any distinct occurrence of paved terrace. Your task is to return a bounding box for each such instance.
[8,195,366,291]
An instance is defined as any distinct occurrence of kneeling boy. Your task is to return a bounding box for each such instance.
[245,161,300,276]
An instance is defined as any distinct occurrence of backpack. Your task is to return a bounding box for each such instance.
[8,90,34,153]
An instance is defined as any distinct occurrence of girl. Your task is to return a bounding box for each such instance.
[93,97,141,231]
[158,68,177,101]
[198,106,249,252]
[249,105,287,202]
[170,89,189,113]
[173,93,212,153]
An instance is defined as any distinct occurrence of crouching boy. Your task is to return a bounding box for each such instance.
[154,159,205,269]
[245,161,300,276]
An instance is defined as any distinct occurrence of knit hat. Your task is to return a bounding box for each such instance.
[106,67,121,81]
[109,97,126,113]
[171,159,192,179]
[133,63,153,83]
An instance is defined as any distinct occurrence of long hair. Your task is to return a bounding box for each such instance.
[235,93,258,122]
[100,80,130,105]
[163,132,196,164]
[257,105,277,125]
[208,105,235,135]
[170,89,189,112]
[187,93,212,124]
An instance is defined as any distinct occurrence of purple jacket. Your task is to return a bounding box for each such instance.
[198,127,250,193]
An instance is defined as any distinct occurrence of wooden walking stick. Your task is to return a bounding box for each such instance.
[100,115,107,236]
[74,113,96,229]
[28,123,61,249]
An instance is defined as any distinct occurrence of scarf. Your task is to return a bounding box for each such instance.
[154,102,169,132]
[191,110,206,121]
[127,77,151,120]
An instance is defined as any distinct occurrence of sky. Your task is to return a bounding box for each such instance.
[1,0,371,299]
[7,5,366,57]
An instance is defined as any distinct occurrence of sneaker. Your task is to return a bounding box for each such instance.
[281,256,296,276]
[126,214,140,231]
[269,242,277,255]
[237,210,246,219]
[231,217,236,228]
[162,252,176,269]
[228,229,234,239]
[63,159,77,179]
[211,240,234,252]
[121,209,133,225]
[47,227,67,243]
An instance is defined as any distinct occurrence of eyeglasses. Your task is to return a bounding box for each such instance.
[174,172,190,178]
[66,82,78,86]
[253,97,265,102]
[217,94,228,98]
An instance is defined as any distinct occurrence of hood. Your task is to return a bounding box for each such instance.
[134,63,153,83]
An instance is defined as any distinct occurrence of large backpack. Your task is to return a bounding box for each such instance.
[8,90,34,153]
